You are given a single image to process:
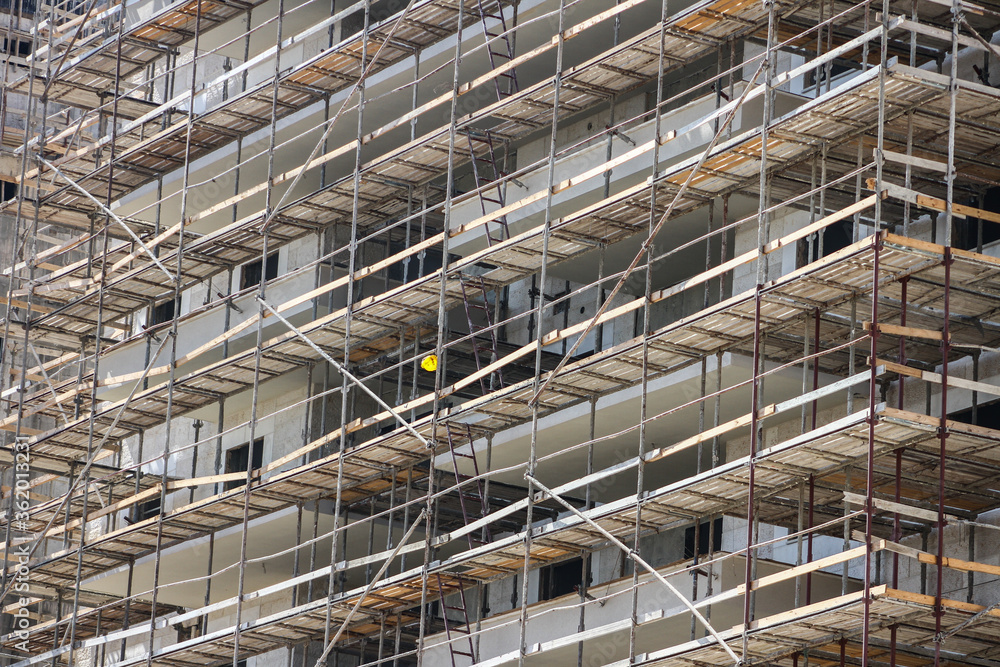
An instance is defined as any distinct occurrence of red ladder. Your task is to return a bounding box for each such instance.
[435,575,477,667]
[445,423,493,546]
[465,130,511,247]
[477,0,518,100]
[459,274,505,396]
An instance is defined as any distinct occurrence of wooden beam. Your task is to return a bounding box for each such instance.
[920,0,984,15]
[645,404,779,465]
[875,537,1000,578]
[0,296,54,314]
[651,195,881,305]
[880,148,948,173]
[877,180,1000,224]
[873,358,1000,398]
[743,543,875,595]
[863,321,947,342]
[10,351,80,381]
[896,18,984,51]
[844,491,958,523]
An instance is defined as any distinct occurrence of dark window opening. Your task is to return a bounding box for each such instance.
[150,299,176,326]
[224,437,264,490]
[538,557,589,601]
[952,187,1000,251]
[240,253,279,290]
[799,221,852,267]
[176,622,196,642]
[950,398,1000,430]
[1,37,32,57]
[385,244,446,282]
[684,518,723,559]
[1,181,18,201]
[135,497,161,522]
[804,61,853,90]
[0,0,39,17]
[805,219,853,264]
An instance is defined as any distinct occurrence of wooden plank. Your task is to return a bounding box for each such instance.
[746,542,876,594]
[872,536,1000,579]
[887,587,1000,626]
[878,180,1000,224]
[10,351,81,384]
[882,232,945,257]
[920,0,984,15]
[879,407,935,430]
[107,218,192,275]
[773,370,876,415]
[595,543,885,636]
[33,486,163,542]
[651,195,880,305]
[903,546,1000,578]
[0,422,42,436]
[896,18,984,50]
[0,296,53,314]
[377,339,540,422]
[12,275,97,298]
[747,587,875,630]
[645,404,776,464]
[863,321,947,342]
[0,231,95,277]
[873,358,1000,398]
[881,148,949,173]
[22,467,268,546]
[843,491,957,523]
[262,428,342,474]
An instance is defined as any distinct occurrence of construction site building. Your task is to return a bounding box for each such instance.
[4,0,1000,665]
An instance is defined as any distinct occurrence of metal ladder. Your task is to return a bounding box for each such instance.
[477,0,519,100]
[466,0,517,249]
[434,425,492,666]
[445,423,493,546]
[435,574,477,667]
[465,129,511,247]
[459,274,505,395]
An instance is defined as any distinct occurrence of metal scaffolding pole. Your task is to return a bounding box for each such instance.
[11,3,1000,667]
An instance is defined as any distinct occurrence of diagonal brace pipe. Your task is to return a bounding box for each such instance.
[525,473,742,665]
[39,157,175,282]
[256,296,432,448]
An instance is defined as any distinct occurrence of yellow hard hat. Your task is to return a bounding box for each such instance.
[420,354,438,372]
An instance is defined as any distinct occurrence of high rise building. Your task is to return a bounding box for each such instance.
[3,0,1000,666]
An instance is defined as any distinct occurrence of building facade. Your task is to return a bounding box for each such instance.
[2,0,1000,665]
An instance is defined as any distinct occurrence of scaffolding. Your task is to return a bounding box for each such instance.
[4,0,1000,665]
